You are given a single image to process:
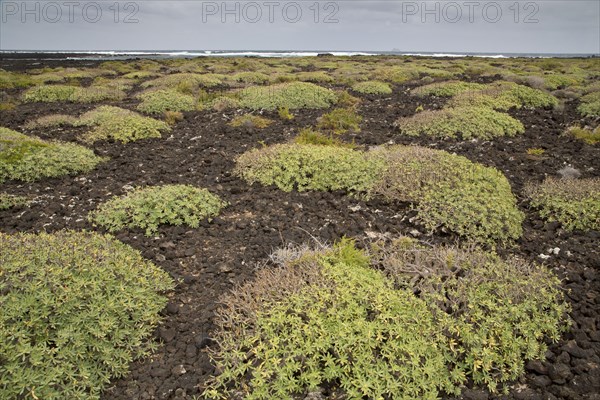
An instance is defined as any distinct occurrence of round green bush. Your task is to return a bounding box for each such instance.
[238,82,338,110]
[0,127,106,183]
[136,89,196,114]
[89,184,227,235]
[0,231,174,400]
[411,81,486,97]
[351,80,393,95]
[204,240,458,399]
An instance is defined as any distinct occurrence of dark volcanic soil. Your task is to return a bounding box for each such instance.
[0,58,599,400]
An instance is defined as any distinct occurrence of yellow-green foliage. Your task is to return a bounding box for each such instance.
[0,127,105,183]
[566,125,600,144]
[543,74,584,90]
[0,193,28,210]
[24,114,78,129]
[122,70,161,80]
[136,89,196,114]
[578,91,600,117]
[293,127,352,147]
[335,90,361,108]
[204,240,457,399]
[205,239,568,398]
[229,114,273,129]
[371,146,524,245]
[396,106,525,140]
[351,80,392,95]
[316,107,362,134]
[231,71,271,84]
[0,231,173,400]
[22,84,125,103]
[206,96,241,112]
[296,71,334,83]
[89,184,227,235]
[235,143,383,194]
[412,81,486,97]
[76,106,170,143]
[0,70,36,89]
[164,110,184,126]
[449,81,558,110]
[277,106,294,120]
[141,73,224,90]
[238,82,338,110]
[375,242,570,393]
[525,177,600,231]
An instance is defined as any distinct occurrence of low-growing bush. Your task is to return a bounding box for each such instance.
[136,89,196,114]
[371,146,524,245]
[238,82,338,110]
[235,143,383,194]
[293,127,351,147]
[396,106,525,140]
[0,193,28,210]
[89,184,227,235]
[566,125,600,145]
[316,107,362,134]
[204,240,457,399]
[351,80,393,95]
[525,177,600,231]
[577,91,600,117]
[277,106,294,120]
[449,82,558,110]
[411,81,486,97]
[0,127,105,183]
[229,114,273,129]
[141,73,224,90]
[122,70,161,79]
[22,84,125,103]
[0,230,173,400]
[76,106,170,143]
[373,241,570,393]
[231,71,271,84]
[335,90,360,108]
[296,71,334,83]
[205,96,241,112]
[0,70,36,89]
[164,110,184,126]
[24,114,78,129]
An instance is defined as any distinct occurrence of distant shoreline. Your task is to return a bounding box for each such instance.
[1,50,598,61]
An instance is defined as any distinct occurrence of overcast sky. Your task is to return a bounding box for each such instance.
[1,1,598,53]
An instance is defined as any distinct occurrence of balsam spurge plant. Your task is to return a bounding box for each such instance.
[448,81,558,110]
[228,114,273,129]
[136,89,196,114]
[203,239,459,400]
[372,240,570,394]
[0,127,105,183]
[205,239,569,398]
[351,80,393,95]
[577,91,600,117]
[316,107,362,135]
[22,84,125,103]
[525,177,600,231]
[75,106,171,143]
[89,184,227,235]
[235,143,384,194]
[237,82,338,110]
[0,230,174,400]
[411,80,486,97]
[396,106,525,140]
[0,193,28,210]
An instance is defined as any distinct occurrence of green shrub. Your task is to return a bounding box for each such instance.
[296,71,334,83]
[370,146,524,245]
[316,107,362,134]
[396,106,525,140]
[89,184,227,235]
[231,71,271,84]
[566,125,600,144]
[277,106,294,120]
[293,127,351,147]
[0,127,105,183]
[412,81,486,97]
[164,110,184,126]
[449,82,558,110]
[76,106,170,143]
[373,241,570,393]
[235,143,383,194]
[205,96,241,112]
[544,74,583,90]
[136,89,196,114]
[335,90,360,108]
[577,91,600,117]
[122,70,160,79]
[525,177,600,231]
[351,80,393,95]
[24,114,78,129]
[204,240,457,399]
[0,230,173,400]
[238,82,338,110]
[141,73,224,90]
[0,193,28,210]
[229,114,273,129]
[22,85,125,103]
[0,70,36,89]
